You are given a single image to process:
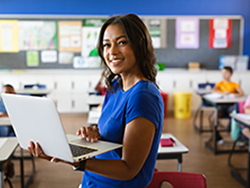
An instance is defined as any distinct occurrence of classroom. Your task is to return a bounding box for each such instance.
[0,0,250,188]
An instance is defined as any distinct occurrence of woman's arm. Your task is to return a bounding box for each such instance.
[84,117,155,180]
[28,117,156,181]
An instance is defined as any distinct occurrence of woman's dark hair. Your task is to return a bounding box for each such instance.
[223,66,233,74]
[97,14,158,95]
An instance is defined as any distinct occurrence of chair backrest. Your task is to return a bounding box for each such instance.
[146,171,206,188]
[198,83,215,107]
[198,83,215,90]
[24,84,46,89]
[238,101,245,113]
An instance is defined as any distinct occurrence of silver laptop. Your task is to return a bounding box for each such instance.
[2,94,122,163]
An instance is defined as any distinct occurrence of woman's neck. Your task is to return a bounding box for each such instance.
[120,69,147,92]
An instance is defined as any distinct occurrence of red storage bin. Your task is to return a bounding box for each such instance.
[160,92,168,118]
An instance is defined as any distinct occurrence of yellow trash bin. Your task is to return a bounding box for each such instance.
[173,92,192,119]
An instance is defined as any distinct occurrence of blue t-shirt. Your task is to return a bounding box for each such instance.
[0,97,7,114]
[81,80,164,188]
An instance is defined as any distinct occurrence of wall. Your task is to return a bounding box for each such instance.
[0,0,250,66]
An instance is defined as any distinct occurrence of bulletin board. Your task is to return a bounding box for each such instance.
[0,15,243,70]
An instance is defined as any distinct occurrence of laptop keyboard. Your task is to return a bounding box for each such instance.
[69,144,98,157]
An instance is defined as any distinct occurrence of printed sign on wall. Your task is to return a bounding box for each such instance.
[18,21,58,51]
[0,20,19,52]
[175,18,199,49]
[209,18,232,49]
[58,21,82,52]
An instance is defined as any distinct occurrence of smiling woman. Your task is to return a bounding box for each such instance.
[97,14,157,94]
[28,14,164,188]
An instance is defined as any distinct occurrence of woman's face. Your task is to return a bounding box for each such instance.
[102,24,137,75]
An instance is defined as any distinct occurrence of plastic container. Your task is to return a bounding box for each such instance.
[173,92,192,119]
[160,92,168,118]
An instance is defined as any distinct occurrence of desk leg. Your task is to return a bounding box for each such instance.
[0,162,4,188]
[20,148,24,188]
[177,155,182,172]
[193,103,202,132]
[248,136,250,188]
[213,107,218,154]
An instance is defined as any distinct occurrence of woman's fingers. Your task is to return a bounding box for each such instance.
[77,126,100,142]
[28,141,36,156]
[92,125,97,142]
[76,129,81,136]
[92,125,100,142]
[87,126,92,141]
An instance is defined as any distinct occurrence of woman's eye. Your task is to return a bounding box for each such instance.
[103,44,110,48]
[118,41,127,45]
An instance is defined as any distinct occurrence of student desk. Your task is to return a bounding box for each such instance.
[0,118,11,126]
[230,113,250,188]
[157,133,189,172]
[16,88,51,97]
[86,95,103,111]
[203,96,246,154]
[0,137,18,188]
[0,118,35,188]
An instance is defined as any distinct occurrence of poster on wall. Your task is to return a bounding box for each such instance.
[41,50,57,63]
[149,19,162,48]
[143,18,167,48]
[175,18,199,49]
[209,18,232,49]
[58,21,82,52]
[81,18,106,68]
[59,52,74,64]
[18,21,58,51]
[26,51,39,67]
[0,20,19,52]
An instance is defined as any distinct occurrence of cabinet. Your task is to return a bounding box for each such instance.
[0,69,249,114]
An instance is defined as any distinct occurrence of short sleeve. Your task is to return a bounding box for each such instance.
[125,91,163,130]
[234,82,239,88]
[0,98,7,114]
[244,95,250,109]
[215,82,221,87]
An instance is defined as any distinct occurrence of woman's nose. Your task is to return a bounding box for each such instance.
[109,44,119,55]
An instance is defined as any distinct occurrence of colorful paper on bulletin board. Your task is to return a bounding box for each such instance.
[149,19,162,48]
[59,52,74,64]
[175,18,199,49]
[0,20,19,52]
[18,21,58,51]
[209,18,232,49]
[58,21,82,52]
[81,18,106,58]
[26,51,39,67]
[41,50,57,63]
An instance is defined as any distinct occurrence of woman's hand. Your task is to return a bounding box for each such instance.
[27,141,52,161]
[27,141,80,166]
[76,125,101,142]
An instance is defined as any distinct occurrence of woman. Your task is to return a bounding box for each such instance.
[28,14,164,188]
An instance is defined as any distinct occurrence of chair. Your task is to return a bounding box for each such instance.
[24,84,46,89]
[193,82,215,133]
[146,171,206,188]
